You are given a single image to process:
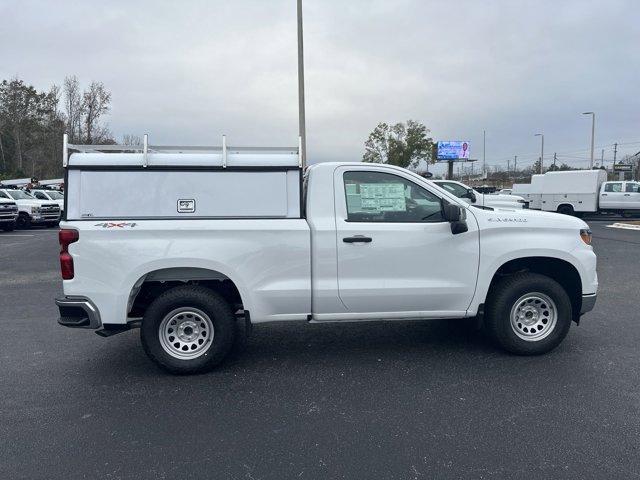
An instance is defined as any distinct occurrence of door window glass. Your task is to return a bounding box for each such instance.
[34,192,48,200]
[604,183,623,192]
[0,191,9,199]
[343,171,444,223]
[625,183,640,193]
[435,181,469,198]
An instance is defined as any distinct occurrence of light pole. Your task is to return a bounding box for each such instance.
[297,0,307,168]
[582,112,595,169]
[534,133,544,173]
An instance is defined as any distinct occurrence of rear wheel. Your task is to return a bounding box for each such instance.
[141,285,236,374]
[485,273,572,355]
[557,204,574,216]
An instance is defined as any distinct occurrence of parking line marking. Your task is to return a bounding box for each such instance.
[0,234,34,237]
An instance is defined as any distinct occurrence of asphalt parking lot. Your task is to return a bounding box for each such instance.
[1,219,639,480]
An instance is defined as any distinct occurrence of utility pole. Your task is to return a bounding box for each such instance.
[483,130,486,175]
[613,142,618,165]
[553,152,557,169]
[507,159,510,182]
[297,0,307,168]
[535,133,544,173]
[582,112,595,169]
[514,155,517,179]
[600,149,604,168]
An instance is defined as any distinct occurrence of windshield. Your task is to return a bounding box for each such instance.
[47,191,64,199]
[6,190,35,200]
[435,181,470,198]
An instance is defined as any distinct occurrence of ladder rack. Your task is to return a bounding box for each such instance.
[63,134,303,168]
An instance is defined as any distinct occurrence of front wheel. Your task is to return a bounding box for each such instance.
[141,285,236,374]
[16,213,31,229]
[485,273,572,355]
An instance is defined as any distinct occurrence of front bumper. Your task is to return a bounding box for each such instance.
[31,214,60,224]
[56,296,102,329]
[580,293,597,315]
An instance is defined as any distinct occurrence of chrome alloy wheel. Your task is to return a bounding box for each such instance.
[509,292,557,341]
[158,308,214,359]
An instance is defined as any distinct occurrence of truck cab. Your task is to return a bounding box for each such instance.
[599,181,640,215]
[0,188,61,229]
[433,180,529,209]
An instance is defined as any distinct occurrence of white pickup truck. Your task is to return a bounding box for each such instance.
[56,140,598,374]
[29,189,65,214]
[433,180,529,209]
[0,188,61,228]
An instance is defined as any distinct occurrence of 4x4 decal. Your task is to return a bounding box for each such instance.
[94,222,138,228]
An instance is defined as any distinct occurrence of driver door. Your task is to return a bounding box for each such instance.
[334,166,480,317]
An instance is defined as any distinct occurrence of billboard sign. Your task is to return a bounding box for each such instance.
[437,141,470,161]
[613,163,633,172]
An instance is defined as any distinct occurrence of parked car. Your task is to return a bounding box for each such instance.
[433,180,529,209]
[0,188,61,229]
[29,189,64,213]
[498,188,512,195]
[0,194,19,231]
[56,143,597,374]
[513,170,640,216]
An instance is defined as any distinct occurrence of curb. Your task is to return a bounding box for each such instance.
[607,223,640,231]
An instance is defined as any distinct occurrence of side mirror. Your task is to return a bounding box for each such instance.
[443,203,462,222]
[466,189,477,203]
[443,203,468,235]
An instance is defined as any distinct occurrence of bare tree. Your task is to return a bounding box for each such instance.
[82,81,111,144]
[121,134,142,146]
[63,76,83,143]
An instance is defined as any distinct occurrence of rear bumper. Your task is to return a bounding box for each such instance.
[580,293,597,315]
[55,296,102,329]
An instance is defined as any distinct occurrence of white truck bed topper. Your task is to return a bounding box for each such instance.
[63,135,303,221]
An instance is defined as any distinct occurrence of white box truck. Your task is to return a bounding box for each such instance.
[55,136,598,374]
[515,170,640,216]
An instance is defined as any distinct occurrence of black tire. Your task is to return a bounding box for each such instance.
[141,285,236,374]
[2,222,15,232]
[622,211,633,219]
[557,204,574,216]
[16,213,31,229]
[485,273,572,355]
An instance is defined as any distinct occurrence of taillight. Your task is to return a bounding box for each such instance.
[59,229,79,280]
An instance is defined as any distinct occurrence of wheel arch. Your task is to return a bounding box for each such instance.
[126,266,248,320]
[484,256,583,322]
[556,203,575,215]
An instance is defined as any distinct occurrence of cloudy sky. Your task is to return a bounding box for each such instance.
[1,0,638,174]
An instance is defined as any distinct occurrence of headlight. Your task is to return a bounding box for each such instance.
[580,228,592,245]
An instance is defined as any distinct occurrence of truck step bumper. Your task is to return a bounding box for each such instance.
[580,293,597,315]
[56,297,102,329]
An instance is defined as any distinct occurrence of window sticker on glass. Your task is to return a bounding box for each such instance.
[360,183,406,212]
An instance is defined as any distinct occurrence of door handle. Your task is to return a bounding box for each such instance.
[343,235,372,243]
[601,193,607,196]
[624,194,631,196]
